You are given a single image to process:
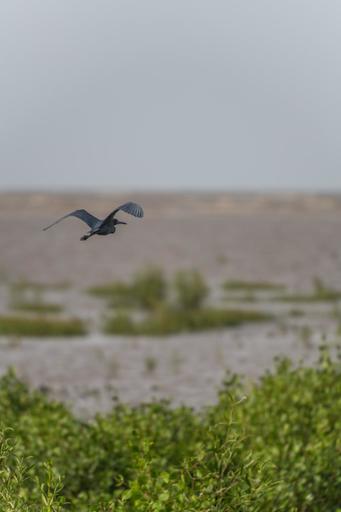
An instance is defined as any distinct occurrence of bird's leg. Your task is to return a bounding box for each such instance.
[80,232,94,241]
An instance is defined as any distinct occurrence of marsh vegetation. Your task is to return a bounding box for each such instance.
[91,268,272,335]
[1,270,340,339]
[0,280,85,336]
[274,278,341,303]
[9,283,63,314]
[0,315,86,337]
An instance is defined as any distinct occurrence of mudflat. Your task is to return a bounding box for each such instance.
[0,192,340,416]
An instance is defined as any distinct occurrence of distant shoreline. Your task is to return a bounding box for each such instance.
[1,190,341,216]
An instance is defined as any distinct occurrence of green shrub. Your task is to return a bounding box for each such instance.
[0,372,201,510]
[0,432,66,511]
[0,348,339,510]
[214,346,341,510]
[0,315,86,337]
[174,270,209,310]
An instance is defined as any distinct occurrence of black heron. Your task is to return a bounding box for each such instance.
[43,201,144,240]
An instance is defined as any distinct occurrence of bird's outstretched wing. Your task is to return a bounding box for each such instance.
[102,202,144,225]
[43,209,100,231]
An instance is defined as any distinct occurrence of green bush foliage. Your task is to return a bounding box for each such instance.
[0,348,339,510]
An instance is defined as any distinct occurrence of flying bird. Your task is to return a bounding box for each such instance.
[43,201,144,240]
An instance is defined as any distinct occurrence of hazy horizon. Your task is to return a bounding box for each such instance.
[0,185,341,196]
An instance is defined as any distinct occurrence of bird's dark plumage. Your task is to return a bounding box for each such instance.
[43,209,100,231]
[102,201,144,224]
[43,201,144,240]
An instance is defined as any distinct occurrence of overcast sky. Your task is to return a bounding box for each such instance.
[1,1,341,191]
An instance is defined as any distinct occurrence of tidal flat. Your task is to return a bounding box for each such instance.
[0,192,341,415]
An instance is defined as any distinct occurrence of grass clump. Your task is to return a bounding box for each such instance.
[0,348,339,510]
[223,277,341,305]
[223,279,286,304]
[10,300,63,314]
[131,266,167,310]
[144,355,158,374]
[289,308,305,317]
[276,278,341,303]
[105,307,271,336]
[174,270,208,310]
[92,267,272,335]
[278,292,341,303]
[88,282,135,308]
[223,279,285,291]
[88,266,166,310]
[11,279,70,291]
[90,267,209,312]
[0,315,86,337]
[9,284,63,315]
[105,312,136,335]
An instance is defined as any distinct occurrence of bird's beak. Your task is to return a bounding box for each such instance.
[117,221,127,225]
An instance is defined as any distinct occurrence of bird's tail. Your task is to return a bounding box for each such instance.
[80,234,90,241]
